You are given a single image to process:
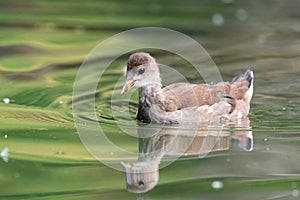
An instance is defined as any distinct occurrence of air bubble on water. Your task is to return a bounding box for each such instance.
[3,98,10,104]
[236,9,248,21]
[211,181,224,190]
[292,189,299,197]
[212,13,224,26]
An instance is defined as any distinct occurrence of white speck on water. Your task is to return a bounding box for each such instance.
[59,100,64,104]
[282,107,287,110]
[56,151,65,155]
[212,13,224,26]
[263,138,268,142]
[1,147,9,163]
[211,181,224,189]
[4,134,8,139]
[292,189,299,197]
[236,9,248,21]
[3,98,10,104]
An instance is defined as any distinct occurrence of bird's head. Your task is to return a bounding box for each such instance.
[121,161,159,193]
[121,52,161,95]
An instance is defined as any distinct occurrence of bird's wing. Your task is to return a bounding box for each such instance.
[162,82,199,111]
[161,69,253,115]
[162,82,232,111]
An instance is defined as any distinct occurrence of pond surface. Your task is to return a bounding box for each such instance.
[0,0,300,199]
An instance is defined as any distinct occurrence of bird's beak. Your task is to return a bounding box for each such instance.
[121,72,136,95]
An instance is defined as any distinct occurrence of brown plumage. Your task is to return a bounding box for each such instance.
[121,52,254,124]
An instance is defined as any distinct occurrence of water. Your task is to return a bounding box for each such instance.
[1,0,300,199]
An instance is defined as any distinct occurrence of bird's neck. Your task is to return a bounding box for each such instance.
[139,83,162,98]
[137,83,164,123]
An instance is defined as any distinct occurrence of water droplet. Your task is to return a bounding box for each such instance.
[236,9,248,21]
[292,189,299,197]
[3,98,10,104]
[211,181,224,189]
[212,13,224,26]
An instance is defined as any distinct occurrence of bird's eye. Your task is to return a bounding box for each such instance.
[138,68,145,75]
[138,180,145,187]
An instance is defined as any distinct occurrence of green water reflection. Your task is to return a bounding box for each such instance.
[1,0,300,199]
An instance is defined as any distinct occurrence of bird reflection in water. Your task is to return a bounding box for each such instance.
[121,119,252,193]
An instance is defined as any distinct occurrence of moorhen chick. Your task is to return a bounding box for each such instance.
[121,52,253,124]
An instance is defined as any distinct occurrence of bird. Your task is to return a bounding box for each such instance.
[121,52,254,124]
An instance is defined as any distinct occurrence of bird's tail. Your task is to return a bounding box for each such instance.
[230,69,253,88]
[230,69,254,103]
